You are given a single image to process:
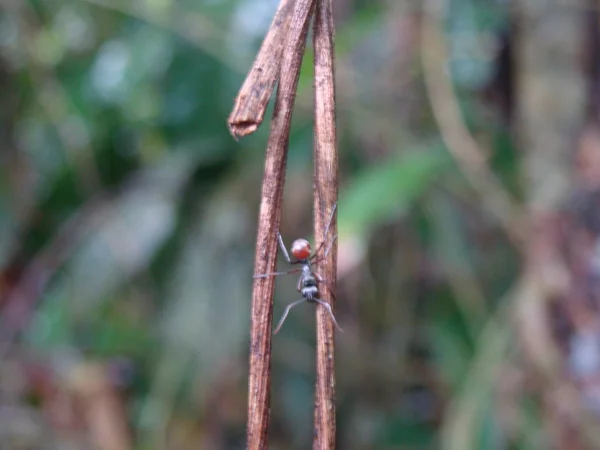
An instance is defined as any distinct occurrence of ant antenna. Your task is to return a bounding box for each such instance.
[310,203,337,260]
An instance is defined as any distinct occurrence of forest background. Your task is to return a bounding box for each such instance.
[1,0,599,449]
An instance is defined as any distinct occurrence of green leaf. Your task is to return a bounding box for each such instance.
[339,143,452,236]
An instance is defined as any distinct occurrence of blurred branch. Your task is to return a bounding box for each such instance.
[312,0,338,448]
[516,2,585,212]
[69,361,132,450]
[246,0,315,448]
[441,297,513,450]
[421,0,525,246]
[514,1,589,446]
[228,0,295,138]
[139,348,190,448]
[442,280,600,450]
[423,1,593,446]
[512,274,600,449]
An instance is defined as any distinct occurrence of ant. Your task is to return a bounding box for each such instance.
[253,203,343,334]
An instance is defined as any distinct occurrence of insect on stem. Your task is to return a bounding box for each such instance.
[253,203,342,333]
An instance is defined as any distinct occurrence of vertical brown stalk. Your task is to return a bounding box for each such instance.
[247,1,316,449]
[312,0,338,448]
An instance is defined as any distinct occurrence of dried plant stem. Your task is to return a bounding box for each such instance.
[228,0,295,138]
[247,1,316,449]
[312,0,338,448]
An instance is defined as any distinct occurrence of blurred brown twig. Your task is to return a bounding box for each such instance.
[69,362,132,450]
[421,0,525,246]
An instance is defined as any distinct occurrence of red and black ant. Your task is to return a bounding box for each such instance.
[253,203,343,334]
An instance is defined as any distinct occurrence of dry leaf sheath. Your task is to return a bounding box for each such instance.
[227,0,294,139]
[247,1,316,449]
[312,0,339,448]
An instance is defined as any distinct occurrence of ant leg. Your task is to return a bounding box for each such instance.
[254,233,299,279]
[274,298,306,334]
[311,235,337,263]
[313,298,344,332]
[277,232,292,264]
[254,268,302,279]
[310,203,337,259]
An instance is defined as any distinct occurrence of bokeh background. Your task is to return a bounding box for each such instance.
[2,0,600,448]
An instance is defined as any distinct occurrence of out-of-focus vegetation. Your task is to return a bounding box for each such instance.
[1,0,599,449]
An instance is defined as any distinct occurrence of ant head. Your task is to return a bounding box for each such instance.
[291,239,311,260]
